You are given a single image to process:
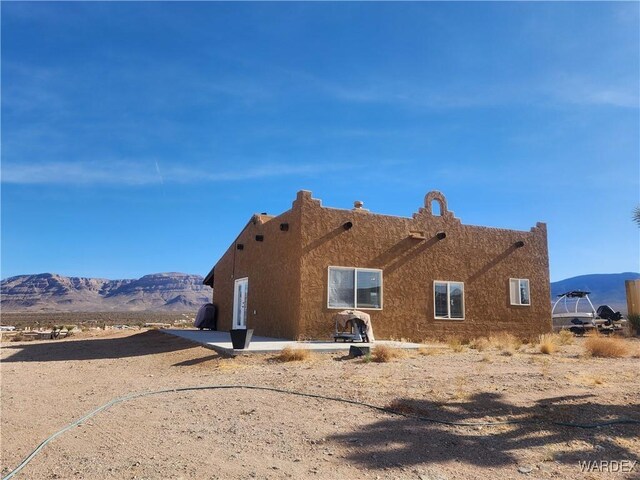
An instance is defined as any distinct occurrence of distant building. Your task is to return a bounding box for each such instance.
[204,190,551,341]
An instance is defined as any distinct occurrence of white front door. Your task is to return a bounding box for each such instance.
[232,278,248,329]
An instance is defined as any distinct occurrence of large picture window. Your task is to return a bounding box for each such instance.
[509,278,530,306]
[434,281,464,319]
[328,267,382,309]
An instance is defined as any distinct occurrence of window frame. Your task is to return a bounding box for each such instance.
[433,280,465,320]
[327,266,383,310]
[509,278,531,306]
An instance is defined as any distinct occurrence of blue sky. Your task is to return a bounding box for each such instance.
[2,2,638,282]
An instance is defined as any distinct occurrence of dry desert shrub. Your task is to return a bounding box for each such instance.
[489,332,522,355]
[489,332,522,349]
[537,331,574,355]
[417,345,441,356]
[372,344,404,362]
[584,336,630,358]
[557,329,574,345]
[447,337,465,353]
[538,334,558,355]
[274,346,313,362]
[469,337,490,351]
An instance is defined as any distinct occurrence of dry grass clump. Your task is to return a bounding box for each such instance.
[537,331,576,354]
[538,334,558,355]
[584,336,630,358]
[488,332,522,355]
[274,346,313,362]
[467,333,523,355]
[489,332,522,349]
[447,337,465,353]
[468,337,490,351]
[371,344,404,362]
[216,360,248,372]
[556,329,574,346]
[417,345,441,356]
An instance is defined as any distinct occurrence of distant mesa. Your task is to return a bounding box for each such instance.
[2,271,637,314]
[0,272,211,312]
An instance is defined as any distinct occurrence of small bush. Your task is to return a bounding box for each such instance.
[274,346,312,362]
[418,346,441,356]
[584,336,630,358]
[372,344,404,362]
[489,332,522,355]
[557,329,574,345]
[469,337,490,351]
[538,334,558,355]
[447,337,465,353]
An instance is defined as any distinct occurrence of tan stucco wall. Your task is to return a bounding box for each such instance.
[211,206,302,339]
[211,190,552,341]
[298,191,551,341]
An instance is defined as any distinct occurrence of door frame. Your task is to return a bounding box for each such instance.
[232,277,249,329]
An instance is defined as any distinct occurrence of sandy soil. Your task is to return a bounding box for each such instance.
[1,330,639,480]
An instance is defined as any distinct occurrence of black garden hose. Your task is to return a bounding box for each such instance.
[3,384,639,480]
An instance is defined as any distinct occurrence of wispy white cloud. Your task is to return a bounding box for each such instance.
[544,74,639,109]
[154,160,164,185]
[1,160,353,186]
[263,64,639,110]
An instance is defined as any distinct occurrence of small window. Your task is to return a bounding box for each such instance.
[510,278,530,306]
[434,281,464,319]
[328,267,382,310]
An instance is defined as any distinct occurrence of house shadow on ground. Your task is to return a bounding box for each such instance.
[329,392,640,470]
[2,330,196,363]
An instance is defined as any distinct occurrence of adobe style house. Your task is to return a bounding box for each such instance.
[203,190,552,341]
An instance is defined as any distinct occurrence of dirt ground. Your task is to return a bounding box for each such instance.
[1,330,639,480]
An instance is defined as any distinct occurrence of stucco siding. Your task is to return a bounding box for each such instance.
[210,190,551,341]
[297,191,551,341]
[211,207,302,339]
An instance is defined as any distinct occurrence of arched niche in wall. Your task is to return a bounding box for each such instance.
[424,191,449,217]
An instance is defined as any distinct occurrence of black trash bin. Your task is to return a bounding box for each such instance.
[230,329,253,349]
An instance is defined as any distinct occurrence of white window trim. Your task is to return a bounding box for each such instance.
[509,278,531,306]
[433,280,465,320]
[327,266,383,310]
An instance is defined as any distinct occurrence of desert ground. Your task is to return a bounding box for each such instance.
[1,312,194,331]
[1,329,639,480]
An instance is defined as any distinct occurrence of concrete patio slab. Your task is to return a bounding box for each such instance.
[161,329,422,356]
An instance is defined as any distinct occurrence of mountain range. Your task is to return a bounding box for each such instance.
[1,271,637,314]
[0,272,210,312]
[550,272,639,314]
